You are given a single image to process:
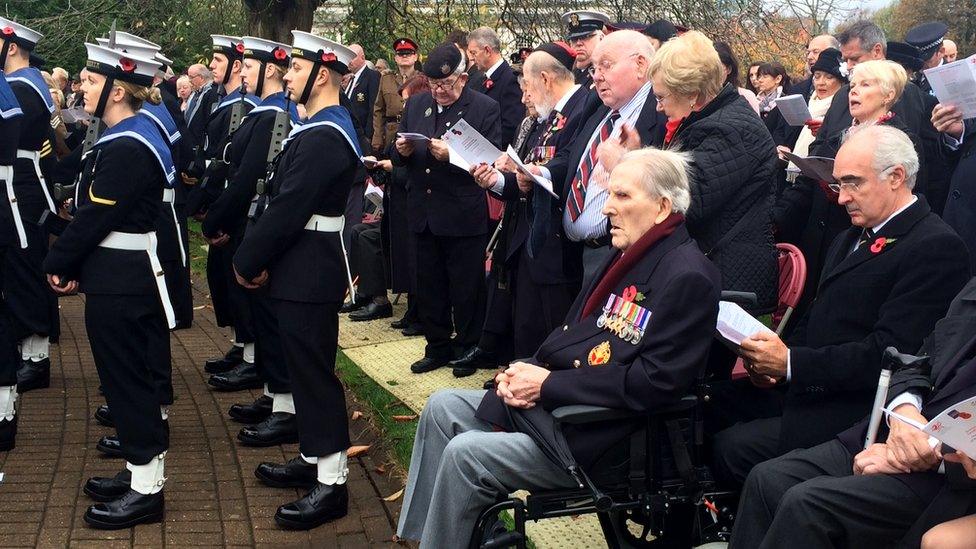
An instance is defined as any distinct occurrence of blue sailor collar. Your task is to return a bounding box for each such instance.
[282,104,362,161]
[94,114,176,187]
[0,72,22,120]
[5,67,55,114]
[138,100,182,144]
[248,91,300,122]
[214,88,259,113]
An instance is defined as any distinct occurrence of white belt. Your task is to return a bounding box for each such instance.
[16,149,57,213]
[161,189,186,266]
[97,231,176,329]
[0,165,27,249]
[304,214,356,298]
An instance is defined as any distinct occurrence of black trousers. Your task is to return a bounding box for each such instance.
[3,223,57,340]
[730,439,943,549]
[274,299,349,457]
[161,256,192,331]
[0,247,20,386]
[249,286,290,394]
[86,293,169,464]
[349,221,385,298]
[414,230,487,360]
[207,239,254,344]
[512,249,576,358]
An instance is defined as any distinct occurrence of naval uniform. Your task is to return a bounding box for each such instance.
[0,74,23,404]
[43,113,176,465]
[234,105,358,458]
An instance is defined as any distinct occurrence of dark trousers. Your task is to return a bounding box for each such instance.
[274,299,350,457]
[512,249,576,358]
[162,256,193,331]
[730,439,942,549]
[414,230,487,360]
[207,239,254,344]
[85,293,169,464]
[145,297,174,406]
[349,221,385,297]
[0,247,20,386]
[249,286,290,394]
[4,223,57,340]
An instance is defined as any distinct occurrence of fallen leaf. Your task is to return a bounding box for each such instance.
[351,410,364,421]
[382,488,404,502]
[392,414,418,422]
[347,445,370,457]
[375,464,386,474]
[193,305,207,310]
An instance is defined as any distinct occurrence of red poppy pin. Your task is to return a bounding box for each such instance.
[484,78,494,90]
[235,42,245,54]
[552,112,567,131]
[321,51,337,63]
[869,236,896,254]
[118,57,137,73]
[273,47,287,62]
[1,26,13,36]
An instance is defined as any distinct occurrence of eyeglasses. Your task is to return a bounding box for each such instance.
[827,165,896,193]
[653,91,672,104]
[428,75,461,91]
[587,53,639,77]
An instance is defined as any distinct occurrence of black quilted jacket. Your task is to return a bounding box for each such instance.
[668,84,778,311]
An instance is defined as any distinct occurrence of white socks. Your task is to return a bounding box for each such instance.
[160,406,169,421]
[20,334,49,362]
[242,343,255,364]
[316,451,349,485]
[272,393,295,415]
[128,452,166,495]
[263,383,273,399]
[0,385,17,421]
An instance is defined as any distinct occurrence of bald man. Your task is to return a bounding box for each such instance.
[943,39,957,63]
[790,34,841,98]
[343,43,381,142]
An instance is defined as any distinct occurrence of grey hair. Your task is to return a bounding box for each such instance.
[523,51,574,84]
[844,125,919,190]
[616,148,692,213]
[468,27,501,52]
[836,21,887,55]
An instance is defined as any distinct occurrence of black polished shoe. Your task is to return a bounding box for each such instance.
[84,469,131,502]
[204,345,244,374]
[94,405,114,428]
[238,412,299,447]
[0,416,17,452]
[228,394,273,423]
[255,456,318,489]
[401,324,423,337]
[96,435,124,458]
[84,489,164,530]
[16,358,50,393]
[349,302,393,322]
[483,377,496,391]
[275,482,349,530]
[339,297,368,314]
[390,317,410,330]
[453,366,477,378]
[410,356,447,374]
[208,362,263,392]
[449,346,497,370]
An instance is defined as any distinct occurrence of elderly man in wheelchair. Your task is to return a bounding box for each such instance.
[395,148,726,548]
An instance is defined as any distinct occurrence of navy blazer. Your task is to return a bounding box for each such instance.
[476,61,525,148]
[345,67,381,142]
[943,121,976,273]
[476,223,722,468]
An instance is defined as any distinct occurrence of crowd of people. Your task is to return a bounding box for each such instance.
[0,7,974,547]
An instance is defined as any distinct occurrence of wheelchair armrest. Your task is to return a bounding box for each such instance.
[551,396,699,425]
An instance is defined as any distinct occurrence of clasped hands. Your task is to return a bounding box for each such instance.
[854,403,943,475]
[494,361,550,409]
[234,266,268,290]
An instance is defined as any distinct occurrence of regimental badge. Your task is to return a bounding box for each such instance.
[424,107,432,118]
[588,341,611,366]
[597,290,652,345]
[356,92,365,102]
[570,13,580,27]
[441,63,451,75]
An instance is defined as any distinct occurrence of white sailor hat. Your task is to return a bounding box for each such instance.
[84,42,161,87]
[212,34,245,60]
[242,36,291,67]
[290,30,355,75]
[96,37,171,75]
[560,10,610,41]
[0,16,43,50]
[112,31,160,50]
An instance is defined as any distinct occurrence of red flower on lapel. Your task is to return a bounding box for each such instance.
[484,78,494,90]
[552,112,567,131]
[869,236,896,254]
[621,285,638,302]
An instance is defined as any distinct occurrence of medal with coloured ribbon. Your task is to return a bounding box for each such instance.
[596,287,651,345]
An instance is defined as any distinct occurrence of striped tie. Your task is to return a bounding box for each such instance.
[568,110,620,222]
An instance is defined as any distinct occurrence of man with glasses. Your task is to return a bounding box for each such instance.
[391,43,500,375]
[561,9,609,89]
[183,63,216,150]
[709,125,970,492]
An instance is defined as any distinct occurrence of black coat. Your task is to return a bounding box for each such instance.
[780,196,971,453]
[476,223,722,468]
[392,87,500,237]
[345,67,381,142]
[185,84,219,150]
[474,61,525,148]
[234,108,358,304]
[668,84,778,311]
[9,76,53,221]
[943,121,976,274]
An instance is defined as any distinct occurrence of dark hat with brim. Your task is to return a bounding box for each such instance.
[886,41,924,72]
[422,43,463,79]
[561,10,610,41]
[810,48,847,81]
[905,21,948,61]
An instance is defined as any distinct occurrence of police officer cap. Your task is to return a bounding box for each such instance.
[0,16,43,50]
[243,36,291,67]
[810,48,848,81]
[393,38,419,53]
[561,10,610,41]
[905,21,949,60]
[533,42,577,72]
[607,21,649,33]
[422,43,464,79]
[212,35,245,60]
[644,19,678,42]
[84,42,161,87]
[886,41,925,72]
[290,30,356,75]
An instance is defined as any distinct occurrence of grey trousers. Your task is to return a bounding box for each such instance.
[396,389,577,548]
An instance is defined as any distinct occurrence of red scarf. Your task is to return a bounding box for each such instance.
[579,213,684,319]
[664,117,684,146]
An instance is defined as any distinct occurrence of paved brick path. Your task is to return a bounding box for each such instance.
[0,283,406,548]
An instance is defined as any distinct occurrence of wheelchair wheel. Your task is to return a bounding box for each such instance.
[598,501,697,548]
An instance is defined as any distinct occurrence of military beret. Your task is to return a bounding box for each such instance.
[422,43,463,79]
[905,21,949,60]
[644,19,678,42]
[607,21,649,33]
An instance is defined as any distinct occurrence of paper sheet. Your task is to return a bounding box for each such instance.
[505,145,558,198]
[60,107,90,125]
[396,132,431,142]
[923,55,976,119]
[885,396,976,455]
[440,118,502,172]
[716,301,774,345]
[783,152,835,183]
[364,181,384,208]
[774,94,812,126]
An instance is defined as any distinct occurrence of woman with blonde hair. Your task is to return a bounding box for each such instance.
[44,43,177,529]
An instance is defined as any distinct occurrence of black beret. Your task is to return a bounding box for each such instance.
[644,19,678,42]
[533,42,577,72]
[905,21,948,60]
[607,21,648,33]
[810,48,847,81]
[422,43,463,79]
[887,41,924,72]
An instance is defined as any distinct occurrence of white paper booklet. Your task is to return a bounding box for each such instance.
[440,118,502,171]
[885,395,976,455]
[774,94,812,126]
[716,301,774,345]
[923,55,976,119]
[505,145,558,198]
